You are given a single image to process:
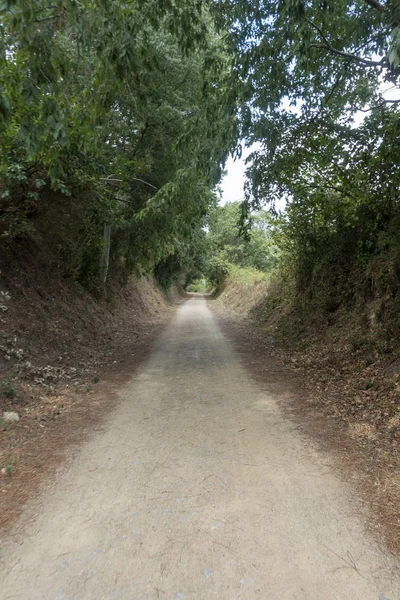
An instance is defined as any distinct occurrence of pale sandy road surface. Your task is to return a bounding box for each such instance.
[0,296,399,600]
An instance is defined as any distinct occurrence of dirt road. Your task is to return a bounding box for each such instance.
[1,296,399,599]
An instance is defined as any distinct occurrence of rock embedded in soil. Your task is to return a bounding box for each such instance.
[2,412,20,423]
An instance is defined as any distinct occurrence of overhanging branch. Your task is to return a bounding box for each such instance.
[310,43,384,67]
[100,177,158,190]
[307,18,385,68]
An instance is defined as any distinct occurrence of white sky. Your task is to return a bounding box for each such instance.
[219,147,251,206]
[220,144,288,211]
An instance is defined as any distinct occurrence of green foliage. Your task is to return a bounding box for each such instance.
[0,380,17,399]
[213,2,400,321]
[361,378,374,390]
[0,1,237,289]
[186,278,212,293]
[225,264,269,286]
[4,0,399,315]
[216,0,400,129]
[203,201,280,287]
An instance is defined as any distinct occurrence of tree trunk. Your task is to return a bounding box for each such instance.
[101,224,111,283]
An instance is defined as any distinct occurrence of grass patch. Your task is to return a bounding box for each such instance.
[0,380,17,400]
[186,277,213,293]
[227,265,270,287]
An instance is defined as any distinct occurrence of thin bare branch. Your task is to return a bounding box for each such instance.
[100,177,158,190]
[35,13,62,23]
[37,4,59,12]
[358,97,400,111]
[363,0,385,12]
[310,43,384,67]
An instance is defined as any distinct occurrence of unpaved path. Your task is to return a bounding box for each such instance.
[1,296,399,599]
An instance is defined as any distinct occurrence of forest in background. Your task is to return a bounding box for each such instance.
[1,0,400,339]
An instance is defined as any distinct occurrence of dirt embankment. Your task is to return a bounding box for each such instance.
[214,279,400,554]
[0,264,179,532]
[217,277,269,314]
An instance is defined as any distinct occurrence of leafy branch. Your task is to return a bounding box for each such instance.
[307,19,385,68]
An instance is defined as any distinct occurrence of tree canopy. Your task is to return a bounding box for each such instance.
[1,0,400,307]
[212,0,400,309]
[0,0,237,289]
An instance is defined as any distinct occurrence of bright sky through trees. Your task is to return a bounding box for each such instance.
[220,149,250,206]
